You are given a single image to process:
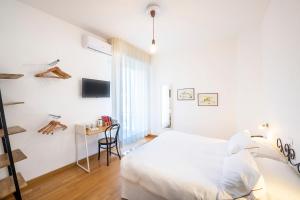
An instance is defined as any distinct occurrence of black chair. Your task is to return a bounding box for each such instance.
[98,123,121,166]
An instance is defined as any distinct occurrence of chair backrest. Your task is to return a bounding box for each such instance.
[104,123,120,143]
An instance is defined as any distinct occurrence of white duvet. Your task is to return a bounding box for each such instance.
[121,130,229,200]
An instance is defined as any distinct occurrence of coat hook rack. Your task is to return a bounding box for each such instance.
[49,114,61,119]
[48,59,60,67]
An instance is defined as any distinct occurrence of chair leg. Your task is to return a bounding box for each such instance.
[109,144,112,162]
[106,145,109,166]
[110,144,112,156]
[115,142,121,160]
[98,143,101,160]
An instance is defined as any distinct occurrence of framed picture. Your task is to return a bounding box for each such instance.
[198,93,218,106]
[177,88,195,100]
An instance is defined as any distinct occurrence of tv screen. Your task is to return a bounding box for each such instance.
[82,78,110,98]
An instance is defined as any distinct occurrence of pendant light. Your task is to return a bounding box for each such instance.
[147,4,160,54]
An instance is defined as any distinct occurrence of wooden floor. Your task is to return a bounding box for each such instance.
[13,154,121,200]
[5,135,157,200]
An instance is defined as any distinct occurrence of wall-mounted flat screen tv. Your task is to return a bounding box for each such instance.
[82,78,110,98]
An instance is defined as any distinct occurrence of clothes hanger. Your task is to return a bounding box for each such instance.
[38,120,67,135]
[35,59,71,79]
[35,67,71,79]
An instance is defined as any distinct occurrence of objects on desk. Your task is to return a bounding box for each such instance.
[111,118,118,124]
[101,115,112,126]
[38,120,67,135]
[84,116,117,133]
[97,118,103,127]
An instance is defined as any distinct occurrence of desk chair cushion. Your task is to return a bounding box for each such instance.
[98,137,116,145]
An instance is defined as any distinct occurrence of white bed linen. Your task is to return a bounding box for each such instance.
[122,178,166,200]
[121,130,228,200]
[220,150,263,199]
[255,157,300,200]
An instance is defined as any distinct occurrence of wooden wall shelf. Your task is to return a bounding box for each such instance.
[0,74,24,79]
[0,149,27,169]
[0,126,26,138]
[0,84,27,198]
[3,102,24,106]
[0,172,27,199]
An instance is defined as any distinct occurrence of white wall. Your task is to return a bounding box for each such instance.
[236,0,300,161]
[150,39,238,139]
[0,0,111,180]
[261,0,300,160]
[236,26,264,132]
[151,0,300,158]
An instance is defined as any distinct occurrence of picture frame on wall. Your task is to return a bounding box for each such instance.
[177,88,195,100]
[198,93,218,106]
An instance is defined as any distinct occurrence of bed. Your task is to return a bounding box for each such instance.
[121,130,300,200]
[255,157,300,200]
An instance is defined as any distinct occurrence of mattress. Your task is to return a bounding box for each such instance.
[121,130,228,200]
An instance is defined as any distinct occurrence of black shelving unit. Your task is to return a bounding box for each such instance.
[0,73,27,199]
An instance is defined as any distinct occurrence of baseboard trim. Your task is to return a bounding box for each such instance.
[27,152,102,185]
[27,136,154,186]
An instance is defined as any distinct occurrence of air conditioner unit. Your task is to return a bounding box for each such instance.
[82,35,112,56]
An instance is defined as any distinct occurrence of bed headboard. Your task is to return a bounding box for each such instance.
[277,138,300,174]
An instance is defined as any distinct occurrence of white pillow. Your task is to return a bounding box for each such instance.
[250,137,287,163]
[220,150,264,199]
[227,130,254,154]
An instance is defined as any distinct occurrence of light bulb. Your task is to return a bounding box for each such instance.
[150,43,156,54]
[150,39,156,54]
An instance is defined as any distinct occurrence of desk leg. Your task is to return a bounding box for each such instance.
[76,131,90,173]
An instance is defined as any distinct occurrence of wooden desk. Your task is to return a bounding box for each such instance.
[75,125,109,172]
[85,126,110,136]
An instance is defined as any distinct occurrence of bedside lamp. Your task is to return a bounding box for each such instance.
[259,123,269,129]
[258,123,272,140]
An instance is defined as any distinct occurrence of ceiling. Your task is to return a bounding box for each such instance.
[18,0,269,53]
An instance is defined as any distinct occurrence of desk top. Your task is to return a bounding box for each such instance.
[85,126,109,136]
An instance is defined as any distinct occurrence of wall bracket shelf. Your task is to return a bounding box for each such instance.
[0,74,24,79]
[0,126,26,138]
[3,102,24,106]
[0,173,27,199]
[0,149,27,169]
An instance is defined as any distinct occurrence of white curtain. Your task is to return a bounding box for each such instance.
[110,38,151,145]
